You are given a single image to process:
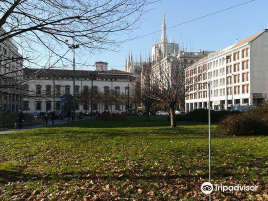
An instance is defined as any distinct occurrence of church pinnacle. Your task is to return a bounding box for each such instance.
[161,12,167,43]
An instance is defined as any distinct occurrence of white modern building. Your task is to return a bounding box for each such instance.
[185,29,268,112]
[0,28,23,114]
[22,63,134,114]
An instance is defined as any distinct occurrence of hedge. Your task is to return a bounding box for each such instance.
[218,104,268,136]
[174,109,241,123]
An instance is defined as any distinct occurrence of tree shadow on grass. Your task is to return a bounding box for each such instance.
[0,169,207,184]
[0,163,259,185]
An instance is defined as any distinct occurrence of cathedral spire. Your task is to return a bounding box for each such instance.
[161,12,167,43]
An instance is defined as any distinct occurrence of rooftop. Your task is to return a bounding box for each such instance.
[189,29,267,68]
[23,68,134,79]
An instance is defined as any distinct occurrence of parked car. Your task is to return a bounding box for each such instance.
[175,110,181,115]
[156,111,169,115]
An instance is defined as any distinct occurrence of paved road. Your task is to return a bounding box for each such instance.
[0,117,91,135]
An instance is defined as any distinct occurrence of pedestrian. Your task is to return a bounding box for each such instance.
[67,111,71,122]
[44,112,48,125]
[79,110,83,119]
[51,111,55,125]
[17,110,24,129]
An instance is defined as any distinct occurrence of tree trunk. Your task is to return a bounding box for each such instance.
[169,104,176,128]
[146,105,150,121]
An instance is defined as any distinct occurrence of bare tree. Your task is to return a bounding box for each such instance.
[0,0,152,113]
[142,58,197,128]
[133,79,154,120]
[0,0,151,61]
[0,0,152,83]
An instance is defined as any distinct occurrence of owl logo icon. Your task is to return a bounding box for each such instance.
[201,182,213,194]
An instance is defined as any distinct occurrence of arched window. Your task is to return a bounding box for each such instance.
[115,86,120,95]
[65,85,70,95]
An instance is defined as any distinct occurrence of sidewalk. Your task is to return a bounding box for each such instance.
[0,117,91,135]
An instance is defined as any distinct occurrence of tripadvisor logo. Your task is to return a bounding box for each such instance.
[201,182,213,194]
[201,182,258,194]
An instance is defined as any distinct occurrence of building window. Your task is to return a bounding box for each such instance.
[234,75,239,83]
[233,53,236,61]
[36,84,42,96]
[23,84,29,95]
[46,85,51,96]
[242,72,249,82]
[46,101,51,111]
[104,105,108,110]
[56,101,61,110]
[104,86,109,95]
[93,86,98,94]
[55,85,61,96]
[245,60,249,69]
[243,98,249,104]
[242,85,246,94]
[227,87,232,95]
[125,86,130,95]
[115,86,120,95]
[65,85,70,95]
[23,101,29,111]
[93,103,98,110]
[226,55,231,63]
[75,85,80,95]
[83,86,89,94]
[36,101,42,111]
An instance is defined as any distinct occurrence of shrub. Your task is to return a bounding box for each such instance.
[218,104,268,136]
[175,109,240,122]
[0,112,33,128]
[101,113,125,121]
[0,112,17,127]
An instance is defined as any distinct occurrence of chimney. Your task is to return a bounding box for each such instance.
[236,39,238,44]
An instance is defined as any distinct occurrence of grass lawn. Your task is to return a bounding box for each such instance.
[0,116,267,200]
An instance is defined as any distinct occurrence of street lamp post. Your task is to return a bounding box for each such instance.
[90,74,96,118]
[68,37,79,121]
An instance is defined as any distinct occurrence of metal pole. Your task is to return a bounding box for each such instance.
[232,73,234,111]
[208,81,211,201]
[53,76,55,111]
[90,75,93,118]
[127,83,130,114]
[72,37,76,121]
[225,57,228,110]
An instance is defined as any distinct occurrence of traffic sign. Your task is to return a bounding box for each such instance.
[61,96,66,106]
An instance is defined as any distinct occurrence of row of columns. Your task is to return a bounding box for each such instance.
[0,93,22,114]
[186,97,251,113]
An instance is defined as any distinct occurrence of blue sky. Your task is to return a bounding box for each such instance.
[72,0,268,71]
